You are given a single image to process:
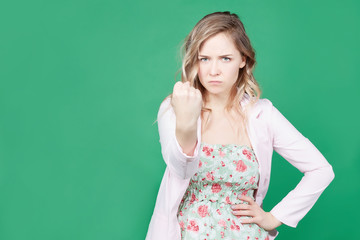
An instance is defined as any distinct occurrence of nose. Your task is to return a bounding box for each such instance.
[209,60,220,76]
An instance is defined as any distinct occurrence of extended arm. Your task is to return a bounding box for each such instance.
[157,97,202,179]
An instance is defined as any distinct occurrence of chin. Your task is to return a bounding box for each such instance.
[206,89,224,95]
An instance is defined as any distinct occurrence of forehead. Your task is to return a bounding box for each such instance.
[199,32,238,55]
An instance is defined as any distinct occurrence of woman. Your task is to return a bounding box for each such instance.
[145,11,334,240]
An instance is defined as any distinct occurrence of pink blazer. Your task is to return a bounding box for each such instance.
[145,93,335,240]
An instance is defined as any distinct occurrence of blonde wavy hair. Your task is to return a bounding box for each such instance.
[154,11,262,138]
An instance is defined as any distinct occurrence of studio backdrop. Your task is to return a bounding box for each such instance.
[0,0,359,240]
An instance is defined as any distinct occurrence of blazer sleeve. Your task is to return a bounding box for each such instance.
[157,97,202,180]
[267,100,335,228]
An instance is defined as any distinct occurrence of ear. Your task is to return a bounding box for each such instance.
[239,55,246,69]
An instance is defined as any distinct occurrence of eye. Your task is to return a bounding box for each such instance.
[199,58,208,62]
[223,57,231,61]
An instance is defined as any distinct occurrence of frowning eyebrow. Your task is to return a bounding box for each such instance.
[198,54,233,57]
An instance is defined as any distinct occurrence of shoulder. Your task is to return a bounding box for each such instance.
[249,97,274,118]
[159,96,172,111]
[255,97,273,107]
[158,96,173,120]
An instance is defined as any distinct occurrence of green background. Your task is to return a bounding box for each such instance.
[0,0,359,239]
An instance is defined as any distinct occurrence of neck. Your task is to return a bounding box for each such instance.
[204,92,230,112]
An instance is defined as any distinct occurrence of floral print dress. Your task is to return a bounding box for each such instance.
[177,142,270,240]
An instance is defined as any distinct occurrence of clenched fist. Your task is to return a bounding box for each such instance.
[171,81,203,127]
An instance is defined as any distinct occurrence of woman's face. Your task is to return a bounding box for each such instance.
[197,32,246,98]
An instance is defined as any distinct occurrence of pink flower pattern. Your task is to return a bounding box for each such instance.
[236,159,247,172]
[197,205,209,218]
[250,176,256,185]
[187,220,199,232]
[202,146,213,157]
[211,183,222,193]
[206,172,215,181]
[177,143,269,239]
[242,148,253,160]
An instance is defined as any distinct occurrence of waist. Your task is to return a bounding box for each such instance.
[184,184,256,205]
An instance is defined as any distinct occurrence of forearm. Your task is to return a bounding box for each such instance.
[175,119,198,157]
